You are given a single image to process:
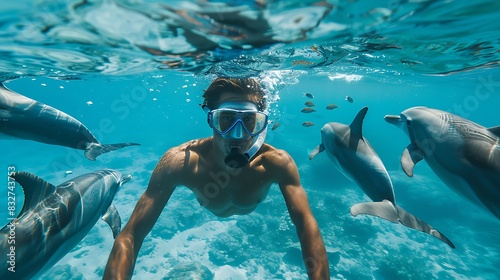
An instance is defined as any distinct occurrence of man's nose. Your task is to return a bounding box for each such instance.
[229,121,244,139]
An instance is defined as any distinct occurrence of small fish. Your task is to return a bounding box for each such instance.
[304,101,316,107]
[305,93,314,99]
[301,108,316,113]
[345,96,354,103]
[86,101,93,106]
[326,104,339,110]
[271,122,280,131]
[64,170,73,177]
[302,122,315,127]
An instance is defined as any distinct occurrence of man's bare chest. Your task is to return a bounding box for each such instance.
[185,165,274,216]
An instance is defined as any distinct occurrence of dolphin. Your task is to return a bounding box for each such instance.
[0,83,139,160]
[309,107,454,248]
[385,106,500,219]
[0,169,130,280]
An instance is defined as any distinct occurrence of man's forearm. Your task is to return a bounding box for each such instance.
[298,219,330,280]
[103,234,137,280]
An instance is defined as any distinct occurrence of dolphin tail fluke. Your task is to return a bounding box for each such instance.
[102,204,122,239]
[350,200,400,223]
[85,143,140,161]
[395,204,455,249]
[351,200,455,248]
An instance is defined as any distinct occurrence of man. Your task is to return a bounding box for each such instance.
[103,77,330,279]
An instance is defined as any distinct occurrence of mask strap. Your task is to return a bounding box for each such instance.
[201,104,210,114]
[201,104,213,127]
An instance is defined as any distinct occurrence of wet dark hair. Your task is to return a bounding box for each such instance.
[202,77,267,111]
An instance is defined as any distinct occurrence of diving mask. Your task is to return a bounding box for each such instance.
[207,108,268,136]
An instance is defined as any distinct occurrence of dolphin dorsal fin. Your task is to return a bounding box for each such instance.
[349,106,369,136]
[488,126,500,138]
[10,172,57,217]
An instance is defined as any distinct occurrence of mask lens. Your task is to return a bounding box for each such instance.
[217,111,237,132]
[242,112,257,133]
[211,109,267,135]
[244,111,267,134]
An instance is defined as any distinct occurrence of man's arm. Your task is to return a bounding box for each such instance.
[103,147,184,280]
[275,150,329,280]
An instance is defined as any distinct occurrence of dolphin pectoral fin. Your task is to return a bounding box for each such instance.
[85,142,140,161]
[401,143,424,177]
[396,205,455,249]
[350,200,399,223]
[102,204,122,239]
[9,172,57,217]
[349,106,368,136]
[308,143,325,160]
[487,125,500,137]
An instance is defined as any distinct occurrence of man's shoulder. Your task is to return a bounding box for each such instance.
[259,144,295,168]
[261,143,291,157]
[156,138,210,174]
[170,138,211,153]
[256,144,299,184]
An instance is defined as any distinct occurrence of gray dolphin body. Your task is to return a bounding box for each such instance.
[0,169,130,280]
[0,83,139,160]
[309,107,454,248]
[385,106,500,219]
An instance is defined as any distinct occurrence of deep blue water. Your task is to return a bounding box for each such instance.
[1,0,500,279]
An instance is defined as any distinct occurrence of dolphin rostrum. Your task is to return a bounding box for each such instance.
[309,107,454,248]
[0,169,130,279]
[0,83,139,160]
[385,106,500,219]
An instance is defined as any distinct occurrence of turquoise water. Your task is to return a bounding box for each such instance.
[1,0,500,279]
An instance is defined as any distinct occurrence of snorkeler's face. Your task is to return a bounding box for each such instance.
[211,97,262,155]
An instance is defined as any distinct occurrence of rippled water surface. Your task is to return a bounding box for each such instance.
[1,0,499,78]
